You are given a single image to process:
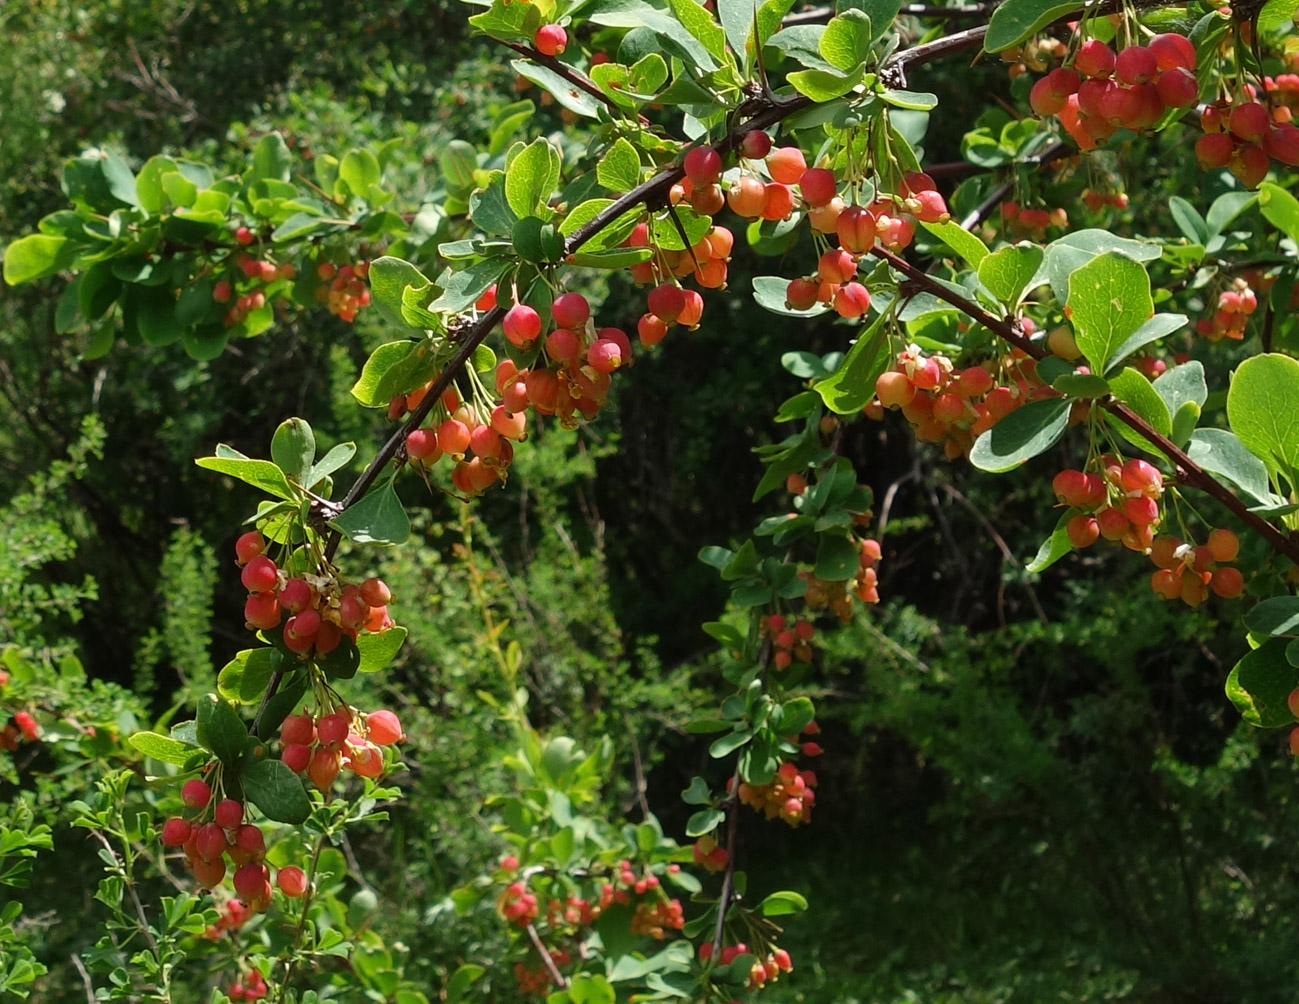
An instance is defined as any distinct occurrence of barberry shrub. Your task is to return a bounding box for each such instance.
[3,0,1299,999]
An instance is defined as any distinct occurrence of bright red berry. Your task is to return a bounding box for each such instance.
[534,24,567,56]
[182,779,212,809]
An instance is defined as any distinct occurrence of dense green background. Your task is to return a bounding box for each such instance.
[2,2,1297,1001]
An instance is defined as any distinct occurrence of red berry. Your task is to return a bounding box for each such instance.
[161,817,192,845]
[551,292,590,329]
[1066,515,1100,549]
[235,824,266,858]
[240,555,278,593]
[534,24,567,56]
[785,277,819,311]
[476,284,497,312]
[278,865,308,897]
[366,710,404,746]
[317,714,349,749]
[233,862,269,901]
[277,578,313,613]
[836,205,877,253]
[214,799,243,830]
[684,146,723,186]
[637,313,668,346]
[766,147,807,185]
[833,282,871,319]
[195,822,228,861]
[1075,39,1116,79]
[647,283,686,323]
[726,176,766,218]
[234,226,255,246]
[1149,33,1195,72]
[244,592,281,631]
[1196,132,1235,169]
[406,428,441,461]
[1156,67,1197,108]
[587,339,623,372]
[182,779,212,809]
[1210,566,1244,598]
[359,578,392,608]
[1115,45,1157,86]
[741,130,772,159]
[799,168,837,207]
[282,743,311,773]
[1207,528,1239,563]
[502,304,542,348]
[1229,102,1270,143]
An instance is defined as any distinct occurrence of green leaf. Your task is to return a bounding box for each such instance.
[339,148,382,199]
[920,221,989,269]
[1259,0,1299,32]
[970,398,1071,472]
[240,758,311,824]
[1066,252,1154,374]
[1206,190,1257,239]
[778,696,815,735]
[597,138,641,193]
[271,418,315,486]
[758,890,809,916]
[570,247,653,269]
[471,174,519,237]
[880,88,938,110]
[1186,428,1277,505]
[1168,196,1209,245]
[441,140,479,190]
[249,132,292,184]
[511,60,602,117]
[272,211,333,242]
[101,151,140,207]
[195,694,249,766]
[1226,639,1299,728]
[329,480,410,545]
[1259,181,1299,247]
[429,258,510,313]
[682,776,714,803]
[977,243,1043,306]
[369,256,433,327]
[352,342,414,408]
[1152,361,1208,416]
[1026,511,1075,573]
[709,729,754,757]
[666,0,729,68]
[357,627,408,673]
[718,0,758,68]
[985,0,1080,52]
[1226,354,1299,486]
[2,234,75,285]
[819,11,872,71]
[308,443,355,489]
[128,731,198,766]
[814,534,859,581]
[685,808,725,836]
[216,648,282,704]
[1040,230,1161,304]
[1105,367,1172,455]
[196,453,295,500]
[567,973,617,1004]
[1106,314,1187,373]
[447,965,486,1004]
[506,139,561,219]
[788,63,864,102]
[1244,597,1299,638]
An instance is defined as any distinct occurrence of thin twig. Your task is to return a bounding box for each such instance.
[526,923,569,988]
[710,779,742,958]
[499,41,634,121]
[71,953,96,1004]
[89,829,160,956]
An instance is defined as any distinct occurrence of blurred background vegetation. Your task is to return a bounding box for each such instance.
[2,1,1297,1001]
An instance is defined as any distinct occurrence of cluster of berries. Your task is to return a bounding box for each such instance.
[203,896,251,939]
[1148,528,1245,606]
[735,760,818,826]
[235,532,397,652]
[765,614,815,671]
[225,970,268,1002]
[630,896,686,938]
[160,780,308,900]
[513,950,571,997]
[314,260,372,323]
[1055,457,1165,554]
[698,941,794,990]
[1081,188,1130,212]
[627,225,727,336]
[1196,96,1299,187]
[400,368,523,496]
[214,253,297,328]
[500,879,540,925]
[1000,201,1068,238]
[866,343,1055,460]
[692,833,729,872]
[1195,277,1259,342]
[1030,35,1199,150]
[0,711,38,752]
[279,705,402,790]
[545,892,601,929]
